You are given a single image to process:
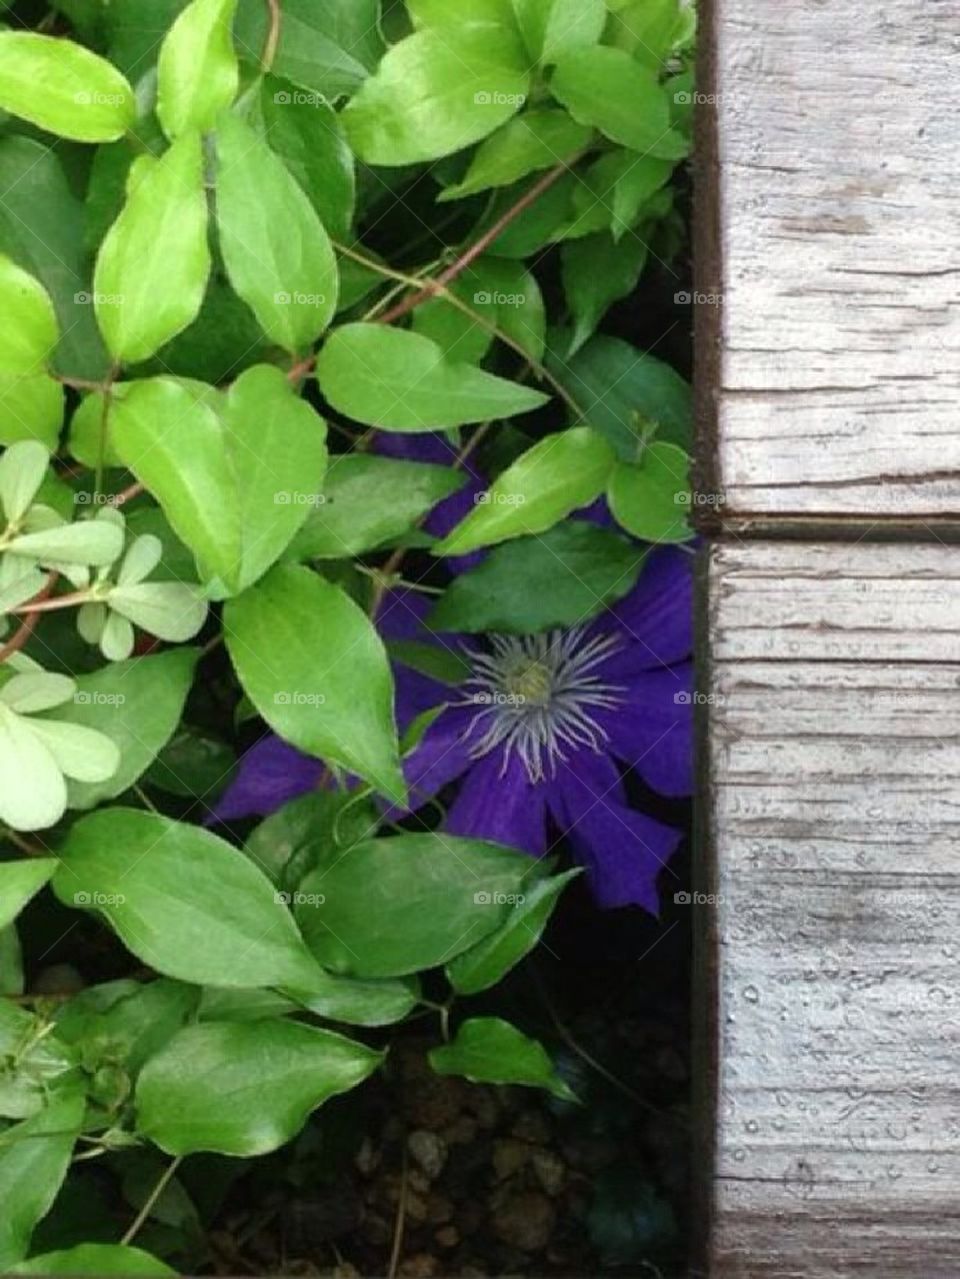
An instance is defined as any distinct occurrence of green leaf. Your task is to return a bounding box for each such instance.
[107,582,207,642]
[157,0,239,139]
[315,325,548,431]
[243,789,379,890]
[7,515,123,567]
[216,112,338,353]
[0,373,64,450]
[0,33,135,142]
[52,808,324,990]
[0,925,23,996]
[436,427,615,555]
[136,1020,383,1155]
[0,439,48,522]
[93,132,211,364]
[54,978,199,1076]
[412,257,546,364]
[224,565,406,805]
[286,973,421,1029]
[296,833,536,978]
[439,109,592,201]
[431,521,645,633]
[10,1244,175,1276]
[429,1017,576,1100]
[408,0,517,30]
[550,46,684,158]
[42,649,198,809]
[512,0,607,63]
[221,364,328,590]
[343,30,529,166]
[562,233,648,355]
[145,729,235,800]
[0,1002,77,1119]
[0,1084,85,1268]
[577,149,677,241]
[0,859,57,932]
[607,443,693,543]
[447,869,580,994]
[233,0,383,99]
[0,257,58,374]
[482,170,577,258]
[109,377,241,589]
[549,334,693,456]
[260,76,355,240]
[289,454,466,561]
[0,137,109,380]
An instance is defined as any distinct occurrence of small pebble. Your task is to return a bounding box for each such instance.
[408,1129,448,1180]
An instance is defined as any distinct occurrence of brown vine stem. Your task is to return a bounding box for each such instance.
[262,0,282,72]
[377,155,582,326]
[0,571,59,663]
[120,1154,184,1246]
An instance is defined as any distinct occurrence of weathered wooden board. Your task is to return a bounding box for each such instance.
[703,541,960,1276]
[699,0,960,519]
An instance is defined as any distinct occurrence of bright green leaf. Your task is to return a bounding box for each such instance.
[52,808,324,990]
[0,859,57,932]
[136,1019,383,1155]
[551,46,684,158]
[439,109,591,201]
[315,324,548,431]
[436,427,615,555]
[93,132,211,364]
[512,0,607,63]
[0,258,58,374]
[0,33,135,142]
[607,443,693,543]
[0,373,64,450]
[10,1244,175,1276]
[429,1017,576,1100]
[412,258,546,364]
[343,30,529,166]
[216,112,338,353]
[289,454,465,561]
[224,565,405,805]
[157,0,239,139]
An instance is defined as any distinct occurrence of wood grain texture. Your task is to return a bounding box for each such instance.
[702,0,960,519]
[704,542,960,1276]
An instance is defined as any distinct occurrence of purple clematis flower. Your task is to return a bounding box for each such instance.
[214,544,693,913]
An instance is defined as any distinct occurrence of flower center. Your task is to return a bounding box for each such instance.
[458,626,626,784]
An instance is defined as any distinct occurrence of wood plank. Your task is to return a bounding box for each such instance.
[703,541,960,1276]
[699,0,960,519]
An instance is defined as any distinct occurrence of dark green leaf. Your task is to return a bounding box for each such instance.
[438,109,591,201]
[562,233,648,355]
[429,1017,576,1100]
[233,0,383,99]
[607,443,693,543]
[431,521,645,633]
[0,859,57,932]
[54,978,199,1076]
[296,833,537,978]
[136,1019,383,1155]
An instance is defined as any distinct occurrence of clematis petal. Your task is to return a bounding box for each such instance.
[401,706,474,815]
[598,662,693,798]
[211,733,323,822]
[547,751,684,912]
[446,751,549,857]
[605,544,693,669]
[0,704,67,831]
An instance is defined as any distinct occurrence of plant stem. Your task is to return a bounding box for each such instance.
[377,156,582,326]
[0,572,59,663]
[261,0,282,72]
[120,1154,183,1246]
